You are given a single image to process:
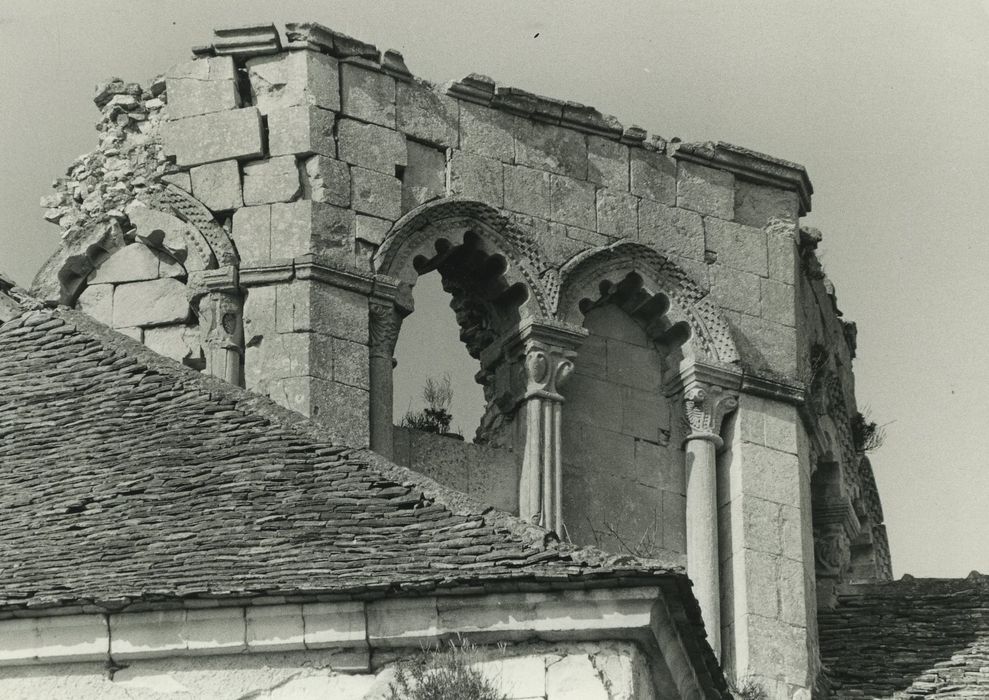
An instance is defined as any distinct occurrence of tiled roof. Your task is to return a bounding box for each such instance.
[819,575,989,698]
[0,299,682,612]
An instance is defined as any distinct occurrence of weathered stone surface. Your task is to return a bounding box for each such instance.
[459,102,515,162]
[267,105,335,157]
[243,156,302,205]
[351,166,401,220]
[734,180,799,228]
[212,23,282,58]
[709,263,761,316]
[596,191,638,239]
[547,654,609,699]
[303,155,350,207]
[340,63,396,127]
[354,215,391,246]
[75,283,112,325]
[475,656,546,699]
[740,442,802,506]
[760,277,795,326]
[271,200,354,262]
[630,149,676,204]
[190,159,243,211]
[637,199,705,261]
[767,228,797,284]
[504,165,550,218]
[337,119,407,175]
[112,278,189,328]
[163,108,264,167]
[676,161,734,218]
[231,205,271,266]
[448,150,503,205]
[143,325,199,363]
[89,243,162,284]
[588,135,629,191]
[164,56,239,120]
[704,217,768,276]
[402,141,445,213]
[549,174,596,230]
[514,119,587,179]
[247,49,339,114]
[397,80,458,146]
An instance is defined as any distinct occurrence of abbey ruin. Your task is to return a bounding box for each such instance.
[1,21,986,700]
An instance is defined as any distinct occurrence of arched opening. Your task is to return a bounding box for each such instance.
[392,271,486,440]
[560,271,691,560]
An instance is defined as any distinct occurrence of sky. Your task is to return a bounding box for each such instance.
[1,1,986,578]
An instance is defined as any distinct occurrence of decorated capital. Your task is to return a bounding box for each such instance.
[683,383,738,449]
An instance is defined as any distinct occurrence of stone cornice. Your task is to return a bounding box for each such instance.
[673,141,813,215]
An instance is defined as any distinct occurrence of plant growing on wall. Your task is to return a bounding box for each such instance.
[401,373,454,434]
[387,637,507,700]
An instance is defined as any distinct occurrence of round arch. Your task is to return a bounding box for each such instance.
[557,241,741,368]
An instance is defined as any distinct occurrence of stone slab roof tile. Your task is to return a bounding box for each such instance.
[0,298,684,614]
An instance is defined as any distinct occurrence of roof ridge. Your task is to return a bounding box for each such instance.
[49,307,671,574]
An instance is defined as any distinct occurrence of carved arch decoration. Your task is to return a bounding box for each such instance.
[557,241,741,367]
[36,184,238,306]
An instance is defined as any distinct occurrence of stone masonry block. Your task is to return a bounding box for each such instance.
[475,656,547,700]
[596,190,638,239]
[246,604,305,651]
[515,119,587,179]
[337,118,407,175]
[587,135,629,191]
[0,614,108,665]
[144,325,198,363]
[746,615,810,685]
[287,283,370,345]
[190,159,243,211]
[504,165,550,218]
[311,379,370,445]
[732,311,797,376]
[741,442,801,506]
[638,199,705,261]
[763,399,799,455]
[303,601,367,648]
[397,80,458,147]
[242,283,276,344]
[271,200,354,263]
[113,278,189,328]
[340,62,396,127]
[459,102,515,162]
[232,205,272,266]
[163,108,264,167]
[607,340,663,391]
[332,337,370,389]
[303,155,351,207]
[734,180,799,229]
[449,150,503,205]
[704,217,768,276]
[76,283,113,325]
[740,496,785,558]
[564,374,622,434]
[767,228,797,285]
[549,174,596,230]
[744,548,782,619]
[355,215,391,245]
[403,141,445,212]
[676,161,734,218]
[351,166,402,220]
[634,438,683,493]
[247,49,339,115]
[267,105,335,157]
[760,277,795,327]
[366,597,438,646]
[89,243,161,285]
[709,263,761,317]
[547,654,609,700]
[631,149,676,205]
[622,387,670,442]
[243,156,302,205]
[663,490,687,552]
[165,56,239,120]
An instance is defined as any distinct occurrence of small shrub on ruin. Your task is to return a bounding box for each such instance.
[730,676,769,700]
[387,637,506,700]
[401,373,454,434]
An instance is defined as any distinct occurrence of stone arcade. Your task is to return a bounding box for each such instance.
[2,21,986,700]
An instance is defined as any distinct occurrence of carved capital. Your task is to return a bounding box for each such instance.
[683,383,738,445]
[523,342,576,401]
[814,523,852,578]
[369,302,403,360]
[200,290,243,351]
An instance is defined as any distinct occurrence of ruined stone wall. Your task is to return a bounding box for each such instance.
[0,640,656,700]
[818,575,989,698]
[795,229,892,606]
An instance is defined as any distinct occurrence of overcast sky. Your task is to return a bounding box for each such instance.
[1,1,986,578]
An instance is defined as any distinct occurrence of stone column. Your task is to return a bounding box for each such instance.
[368,301,403,459]
[199,266,244,387]
[510,320,585,535]
[683,382,738,659]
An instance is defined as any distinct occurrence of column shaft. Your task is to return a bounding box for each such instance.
[686,436,721,658]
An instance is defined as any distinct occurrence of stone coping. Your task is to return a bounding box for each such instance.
[0,585,727,698]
